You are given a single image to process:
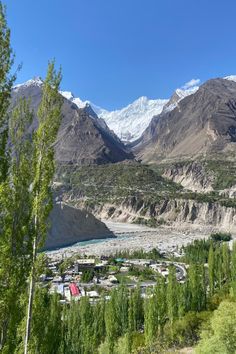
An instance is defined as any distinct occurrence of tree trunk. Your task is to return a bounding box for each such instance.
[24,218,37,354]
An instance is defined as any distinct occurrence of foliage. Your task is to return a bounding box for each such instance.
[128,265,156,281]
[114,248,163,261]
[182,239,211,264]
[81,270,94,283]
[196,300,236,354]
[210,232,232,242]
[56,162,183,206]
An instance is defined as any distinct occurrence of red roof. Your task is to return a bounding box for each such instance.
[69,283,80,296]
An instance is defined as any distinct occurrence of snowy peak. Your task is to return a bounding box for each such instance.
[163,84,199,113]
[13,77,43,92]
[99,96,168,142]
[224,75,236,83]
[60,90,88,108]
[175,86,199,99]
[60,82,200,143]
[59,90,75,101]
[12,77,202,143]
[60,90,101,112]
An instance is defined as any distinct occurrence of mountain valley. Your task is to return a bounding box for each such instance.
[11,75,236,248]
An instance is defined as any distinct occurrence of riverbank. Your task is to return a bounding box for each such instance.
[46,221,220,261]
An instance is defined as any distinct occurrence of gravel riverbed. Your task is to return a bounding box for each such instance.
[46,221,219,260]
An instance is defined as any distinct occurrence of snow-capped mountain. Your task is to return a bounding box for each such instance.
[13,77,43,92]
[98,97,168,142]
[162,85,199,113]
[60,81,200,142]
[60,91,168,142]
[59,90,106,116]
[60,91,169,142]
[14,78,200,143]
[224,75,236,83]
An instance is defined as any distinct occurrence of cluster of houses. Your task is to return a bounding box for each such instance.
[40,258,119,303]
[40,255,187,303]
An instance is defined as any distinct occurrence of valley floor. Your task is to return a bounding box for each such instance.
[46,221,221,260]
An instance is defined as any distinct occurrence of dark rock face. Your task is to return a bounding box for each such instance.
[54,109,133,165]
[11,81,127,249]
[44,202,114,250]
[11,82,133,165]
[134,79,236,162]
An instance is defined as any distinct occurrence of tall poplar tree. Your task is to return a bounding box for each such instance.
[166,266,178,328]
[0,1,16,182]
[208,244,215,296]
[0,99,34,353]
[24,61,63,354]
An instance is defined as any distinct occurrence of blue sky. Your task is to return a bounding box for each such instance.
[4,0,236,110]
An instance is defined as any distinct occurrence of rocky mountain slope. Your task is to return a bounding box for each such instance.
[13,76,236,241]
[12,78,133,165]
[134,78,236,163]
[44,202,114,250]
[58,162,236,233]
[60,81,199,143]
[12,79,131,248]
[87,198,236,233]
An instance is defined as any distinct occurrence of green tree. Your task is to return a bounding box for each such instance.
[24,61,63,353]
[188,264,206,312]
[0,2,18,348]
[196,300,236,354]
[166,266,178,327]
[92,296,106,349]
[222,243,230,288]
[0,99,34,352]
[116,285,129,336]
[62,301,80,354]
[231,242,236,297]
[79,297,95,354]
[105,289,120,353]
[144,287,159,345]
[208,244,215,296]
[0,1,16,183]
[128,285,143,333]
[156,276,167,335]
[28,289,62,354]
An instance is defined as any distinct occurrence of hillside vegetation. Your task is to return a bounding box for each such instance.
[56,161,236,210]
[57,162,183,205]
